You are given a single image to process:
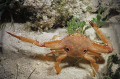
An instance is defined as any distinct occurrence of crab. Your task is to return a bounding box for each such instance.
[7,21,113,75]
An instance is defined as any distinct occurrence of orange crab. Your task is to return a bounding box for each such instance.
[7,21,113,75]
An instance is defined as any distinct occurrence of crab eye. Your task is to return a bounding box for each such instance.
[65,47,69,52]
[83,49,87,53]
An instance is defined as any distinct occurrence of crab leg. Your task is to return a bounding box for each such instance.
[87,51,104,61]
[52,35,60,40]
[84,55,99,76]
[7,32,63,49]
[46,50,65,56]
[55,54,67,74]
[44,40,62,49]
[89,21,113,53]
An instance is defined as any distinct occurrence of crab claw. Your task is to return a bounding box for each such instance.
[7,32,44,47]
[89,21,94,27]
[88,21,113,53]
[7,32,63,49]
[7,32,20,39]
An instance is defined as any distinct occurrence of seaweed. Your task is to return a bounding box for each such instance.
[67,6,109,34]
[103,54,120,79]
[67,17,88,34]
[86,6,92,11]
[91,7,108,27]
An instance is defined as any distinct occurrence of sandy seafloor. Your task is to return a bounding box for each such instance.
[0,18,120,79]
